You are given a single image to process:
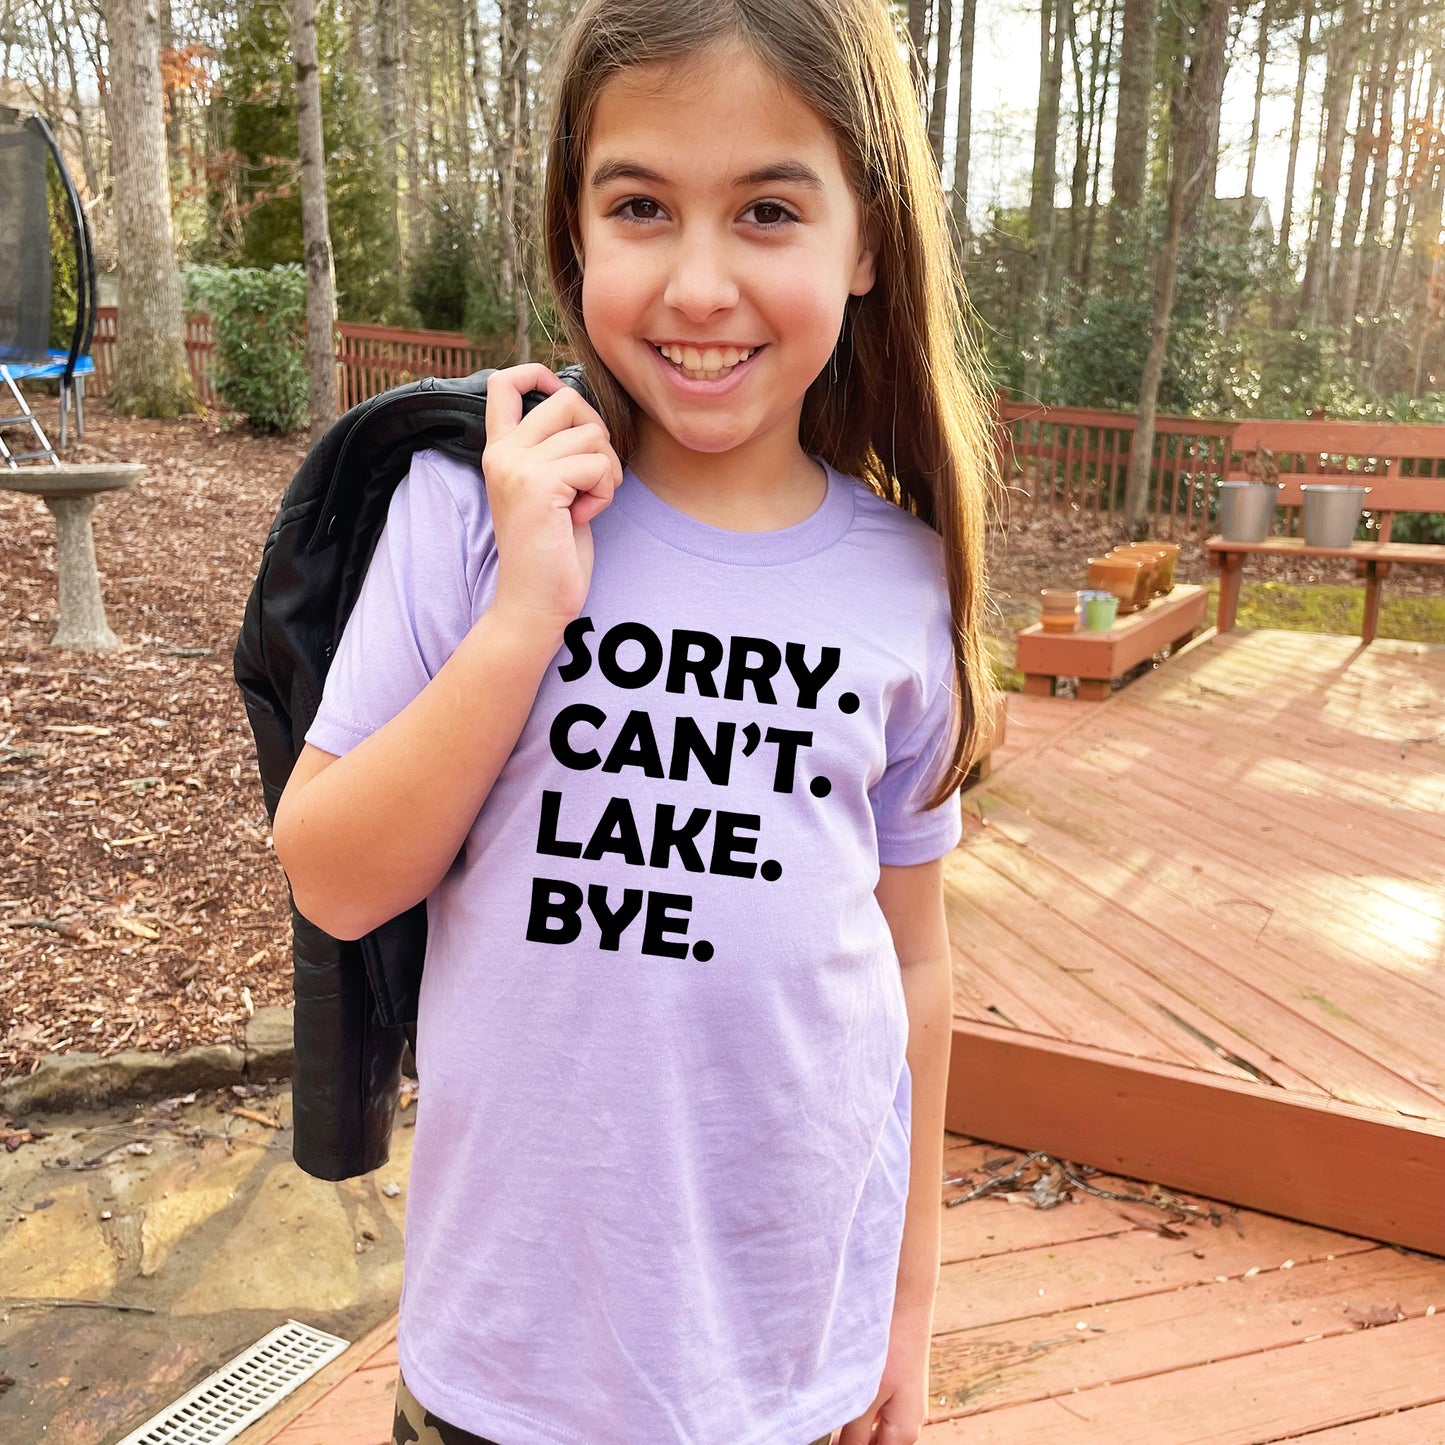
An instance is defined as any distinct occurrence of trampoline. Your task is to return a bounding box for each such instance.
[0,103,98,464]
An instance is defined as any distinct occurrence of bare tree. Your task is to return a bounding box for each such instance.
[1108,0,1158,248]
[1245,0,1271,199]
[1300,0,1367,322]
[290,0,337,436]
[1279,0,1316,253]
[102,0,196,417]
[928,0,954,173]
[949,0,977,238]
[375,0,403,264]
[1123,0,1230,534]
[495,0,533,362]
[907,0,929,104]
[1024,0,1067,399]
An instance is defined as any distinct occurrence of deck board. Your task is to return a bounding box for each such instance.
[948,630,1445,1253]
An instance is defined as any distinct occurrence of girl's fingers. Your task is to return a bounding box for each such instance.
[531,454,615,526]
[483,364,567,445]
[508,383,614,456]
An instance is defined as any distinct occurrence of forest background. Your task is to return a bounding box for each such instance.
[3,0,1444,428]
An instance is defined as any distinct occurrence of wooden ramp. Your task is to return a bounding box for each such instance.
[947,628,1445,1254]
[248,1135,1445,1444]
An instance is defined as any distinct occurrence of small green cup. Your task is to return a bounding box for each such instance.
[1082,590,1119,631]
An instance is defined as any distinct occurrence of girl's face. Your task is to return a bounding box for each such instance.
[574,44,878,486]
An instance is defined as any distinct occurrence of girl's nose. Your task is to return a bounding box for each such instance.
[662,234,741,319]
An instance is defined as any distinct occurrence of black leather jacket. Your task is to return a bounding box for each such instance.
[233,365,591,1180]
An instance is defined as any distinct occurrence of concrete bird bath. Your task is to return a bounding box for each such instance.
[2,462,145,651]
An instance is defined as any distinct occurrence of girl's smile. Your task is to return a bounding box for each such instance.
[648,340,766,392]
[574,41,877,517]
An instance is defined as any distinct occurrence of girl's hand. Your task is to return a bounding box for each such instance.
[482,363,624,633]
[836,1299,931,1445]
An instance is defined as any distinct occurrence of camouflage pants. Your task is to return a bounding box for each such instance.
[392,1370,837,1444]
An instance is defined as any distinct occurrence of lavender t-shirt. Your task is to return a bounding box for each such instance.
[306,448,962,1445]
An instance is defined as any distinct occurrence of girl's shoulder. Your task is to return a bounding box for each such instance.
[835,474,948,586]
[402,447,488,522]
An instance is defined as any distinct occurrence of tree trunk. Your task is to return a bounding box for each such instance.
[1081,0,1117,291]
[1024,0,1066,400]
[949,0,977,239]
[1124,0,1230,535]
[103,0,196,417]
[1300,0,1367,323]
[290,0,337,438]
[908,0,930,106]
[496,0,532,363]
[1335,1,1387,323]
[375,0,403,264]
[928,0,953,173]
[1278,0,1315,253]
[1351,0,1414,334]
[1066,0,1090,283]
[1245,0,1270,198]
[1108,0,1157,242]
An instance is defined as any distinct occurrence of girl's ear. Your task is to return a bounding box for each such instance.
[850,213,882,297]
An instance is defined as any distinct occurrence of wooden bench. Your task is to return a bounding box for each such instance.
[1016,584,1209,700]
[1206,421,1445,645]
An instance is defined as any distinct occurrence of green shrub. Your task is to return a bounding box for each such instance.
[185,264,309,432]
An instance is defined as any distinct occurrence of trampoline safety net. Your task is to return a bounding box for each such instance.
[0,126,52,365]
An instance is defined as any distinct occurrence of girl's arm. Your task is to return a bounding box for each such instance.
[273,604,566,941]
[273,365,624,942]
[841,857,952,1445]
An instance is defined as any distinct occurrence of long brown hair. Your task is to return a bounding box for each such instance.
[540,0,999,810]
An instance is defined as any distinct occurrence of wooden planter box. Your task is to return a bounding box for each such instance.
[1016,584,1209,700]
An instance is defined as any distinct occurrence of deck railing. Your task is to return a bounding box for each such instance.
[996,399,1237,538]
[997,400,1445,537]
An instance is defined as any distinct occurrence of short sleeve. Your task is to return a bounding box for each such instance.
[305,450,489,757]
[869,632,963,867]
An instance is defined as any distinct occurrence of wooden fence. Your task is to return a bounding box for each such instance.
[84,312,1445,536]
[93,307,221,408]
[90,309,532,415]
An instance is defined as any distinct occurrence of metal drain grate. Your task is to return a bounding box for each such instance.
[116,1319,351,1445]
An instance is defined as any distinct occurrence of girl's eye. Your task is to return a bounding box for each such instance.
[612,197,662,225]
[748,201,797,229]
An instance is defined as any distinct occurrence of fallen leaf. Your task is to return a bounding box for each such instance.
[1344,1303,1406,1328]
[114,916,160,940]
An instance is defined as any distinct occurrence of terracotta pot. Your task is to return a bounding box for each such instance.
[1039,587,1080,633]
[1110,544,1168,600]
[1086,555,1146,613]
[1118,541,1180,593]
[1150,542,1180,592]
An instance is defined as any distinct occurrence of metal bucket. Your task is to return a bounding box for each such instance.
[1217,482,1280,543]
[1301,484,1371,548]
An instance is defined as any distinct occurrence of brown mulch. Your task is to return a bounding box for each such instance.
[1,395,307,1080]
[1,395,1439,1082]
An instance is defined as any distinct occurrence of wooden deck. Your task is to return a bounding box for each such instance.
[248,1132,1445,1444]
[948,627,1445,1255]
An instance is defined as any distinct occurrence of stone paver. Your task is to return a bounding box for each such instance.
[0,1074,416,1445]
[0,1183,117,1300]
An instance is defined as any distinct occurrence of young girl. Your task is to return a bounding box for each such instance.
[273,0,997,1441]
